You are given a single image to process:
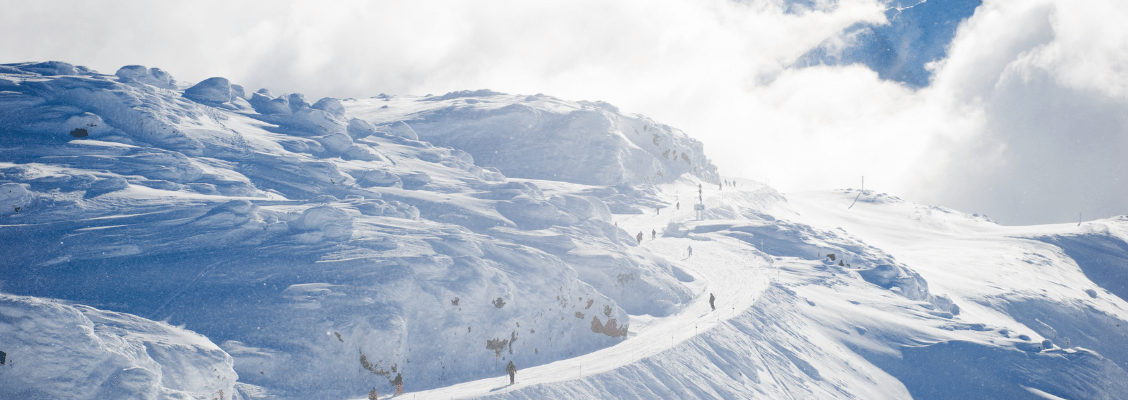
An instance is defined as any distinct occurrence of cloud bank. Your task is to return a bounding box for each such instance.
[2,0,1124,225]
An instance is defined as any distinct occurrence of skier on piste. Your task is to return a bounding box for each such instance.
[506,360,517,385]
[709,293,715,311]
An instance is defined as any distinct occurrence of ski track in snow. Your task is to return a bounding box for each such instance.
[7,63,1128,399]
[384,182,775,400]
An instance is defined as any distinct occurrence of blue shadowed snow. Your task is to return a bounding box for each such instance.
[5,60,1128,400]
[1038,234,1128,302]
[864,340,1128,399]
[0,62,694,398]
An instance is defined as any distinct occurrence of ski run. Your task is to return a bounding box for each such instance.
[2,61,1128,399]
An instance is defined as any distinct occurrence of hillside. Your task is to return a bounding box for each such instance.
[2,61,1128,400]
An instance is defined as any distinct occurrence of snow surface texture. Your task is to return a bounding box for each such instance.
[0,61,693,399]
[0,294,238,400]
[349,91,719,188]
[3,61,1128,400]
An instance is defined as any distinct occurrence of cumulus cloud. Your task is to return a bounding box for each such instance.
[1,0,1124,224]
[913,0,1128,224]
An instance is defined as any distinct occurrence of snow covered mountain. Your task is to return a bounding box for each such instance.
[2,61,1128,400]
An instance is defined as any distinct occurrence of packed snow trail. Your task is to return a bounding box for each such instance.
[9,63,1128,399]
[373,181,774,399]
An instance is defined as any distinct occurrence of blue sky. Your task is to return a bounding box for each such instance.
[2,0,1125,225]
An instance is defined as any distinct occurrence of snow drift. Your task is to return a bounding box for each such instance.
[3,61,1128,400]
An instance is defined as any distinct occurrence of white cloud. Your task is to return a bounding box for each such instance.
[1,0,1124,224]
[912,0,1128,224]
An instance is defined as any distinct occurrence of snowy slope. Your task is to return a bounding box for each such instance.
[0,61,697,399]
[0,293,238,400]
[4,60,1128,400]
[402,182,1128,400]
[346,90,718,187]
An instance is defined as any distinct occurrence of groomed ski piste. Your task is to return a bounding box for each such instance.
[386,180,1128,400]
[392,180,776,400]
[2,61,1128,399]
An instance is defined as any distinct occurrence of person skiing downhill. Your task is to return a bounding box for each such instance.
[709,293,715,311]
[393,372,403,396]
[506,360,517,385]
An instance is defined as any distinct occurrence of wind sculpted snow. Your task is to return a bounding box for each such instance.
[0,61,692,399]
[4,61,1128,400]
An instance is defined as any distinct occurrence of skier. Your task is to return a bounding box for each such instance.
[506,360,517,385]
[393,372,403,396]
[636,232,643,244]
[687,245,692,257]
[651,229,656,240]
[709,293,715,311]
[676,202,680,210]
[368,387,378,400]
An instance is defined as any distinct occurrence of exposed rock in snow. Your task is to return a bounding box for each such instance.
[5,61,1128,400]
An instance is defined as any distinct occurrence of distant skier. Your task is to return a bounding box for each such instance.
[709,293,715,311]
[651,229,656,239]
[636,232,643,244]
[368,387,378,400]
[393,372,403,396]
[506,360,517,385]
[656,207,660,215]
[687,245,692,257]
[676,202,680,210]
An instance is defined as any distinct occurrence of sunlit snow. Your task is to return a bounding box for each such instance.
[1,61,1127,400]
